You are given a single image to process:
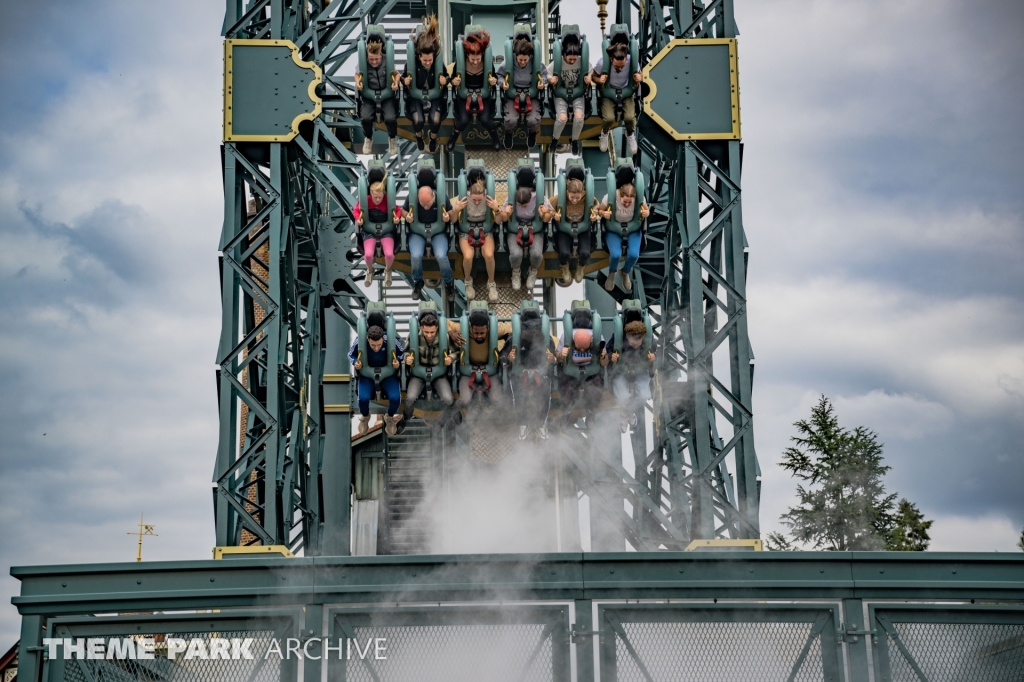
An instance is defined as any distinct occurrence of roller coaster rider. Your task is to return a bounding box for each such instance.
[401,303,455,431]
[608,301,655,433]
[600,159,650,293]
[403,162,455,301]
[556,302,609,430]
[444,303,512,423]
[448,165,501,303]
[354,160,400,288]
[501,159,546,293]
[506,301,556,440]
[543,161,598,285]
[349,304,405,436]
[355,25,400,156]
[403,15,449,154]
[547,27,591,155]
[495,26,547,150]
[447,28,501,151]
[591,25,642,155]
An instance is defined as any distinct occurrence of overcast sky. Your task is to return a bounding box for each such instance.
[1,0,1022,646]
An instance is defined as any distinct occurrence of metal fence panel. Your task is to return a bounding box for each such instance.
[328,605,572,682]
[870,605,1024,682]
[598,603,842,682]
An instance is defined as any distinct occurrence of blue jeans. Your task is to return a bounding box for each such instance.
[408,232,453,284]
[357,375,401,416]
[605,231,642,275]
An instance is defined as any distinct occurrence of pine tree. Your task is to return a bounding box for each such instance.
[764,531,795,551]
[778,396,898,551]
[1018,528,1024,552]
[886,499,932,551]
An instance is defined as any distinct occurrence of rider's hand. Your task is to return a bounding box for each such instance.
[486,196,500,210]
[633,72,643,84]
[354,74,363,90]
[451,75,462,87]
[600,350,609,366]
[507,348,516,362]
[403,75,412,87]
[611,351,620,363]
[584,74,592,86]
[444,354,453,366]
[647,350,656,363]
[357,215,365,226]
[353,360,363,370]
[546,349,556,363]
[640,204,650,219]
[548,75,558,85]
[391,358,400,369]
[559,347,570,360]
[488,75,498,87]
[405,354,414,366]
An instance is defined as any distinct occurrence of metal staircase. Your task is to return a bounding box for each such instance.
[382,418,437,553]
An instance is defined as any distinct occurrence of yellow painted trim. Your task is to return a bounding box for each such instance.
[684,538,763,551]
[212,545,294,559]
[642,38,740,141]
[223,39,323,142]
[324,404,351,413]
[323,373,351,383]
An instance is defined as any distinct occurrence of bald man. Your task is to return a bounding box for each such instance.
[403,186,455,300]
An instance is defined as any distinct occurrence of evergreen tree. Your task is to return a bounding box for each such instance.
[778,396,898,551]
[764,531,795,551]
[1018,528,1024,552]
[886,498,932,551]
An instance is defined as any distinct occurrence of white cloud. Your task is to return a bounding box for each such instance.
[928,514,1022,552]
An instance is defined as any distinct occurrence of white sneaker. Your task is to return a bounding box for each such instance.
[574,265,585,283]
[525,268,538,291]
[388,137,398,156]
[487,281,498,303]
[604,270,617,291]
[519,425,530,440]
[555,143,571,154]
[511,268,521,290]
[622,270,632,291]
[536,425,549,440]
[362,138,373,155]
[599,132,609,152]
[357,415,370,435]
[628,133,638,155]
[364,265,375,287]
[464,279,475,299]
[560,263,572,285]
[383,268,392,287]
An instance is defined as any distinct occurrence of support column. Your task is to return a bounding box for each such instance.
[321,308,352,555]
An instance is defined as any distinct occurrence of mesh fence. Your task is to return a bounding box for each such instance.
[886,622,1024,682]
[61,630,281,682]
[341,623,554,682]
[614,620,824,682]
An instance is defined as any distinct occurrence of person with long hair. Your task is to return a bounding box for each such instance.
[355,32,400,156]
[447,175,502,302]
[403,15,449,153]
[598,182,649,292]
[547,32,591,154]
[447,30,501,151]
[495,33,548,149]
[542,176,598,285]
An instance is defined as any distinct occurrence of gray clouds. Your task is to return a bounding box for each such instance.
[0,0,1022,649]
[738,0,1024,546]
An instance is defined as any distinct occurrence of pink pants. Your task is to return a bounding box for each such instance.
[362,235,395,268]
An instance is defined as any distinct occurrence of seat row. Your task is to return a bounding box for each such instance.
[351,299,655,439]
[356,157,650,300]
[356,18,643,156]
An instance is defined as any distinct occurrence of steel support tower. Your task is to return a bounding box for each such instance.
[214,0,758,555]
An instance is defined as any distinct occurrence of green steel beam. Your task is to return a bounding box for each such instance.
[11,553,1024,617]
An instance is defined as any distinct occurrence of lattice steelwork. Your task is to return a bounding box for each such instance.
[214,0,760,553]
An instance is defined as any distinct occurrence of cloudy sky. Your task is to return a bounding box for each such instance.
[1,0,1022,645]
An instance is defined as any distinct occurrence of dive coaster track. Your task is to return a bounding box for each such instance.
[214,0,757,557]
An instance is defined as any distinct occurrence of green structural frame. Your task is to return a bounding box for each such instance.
[214,0,759,554]
[12,552,1024,682]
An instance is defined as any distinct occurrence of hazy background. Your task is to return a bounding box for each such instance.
[1,0,1023,645]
